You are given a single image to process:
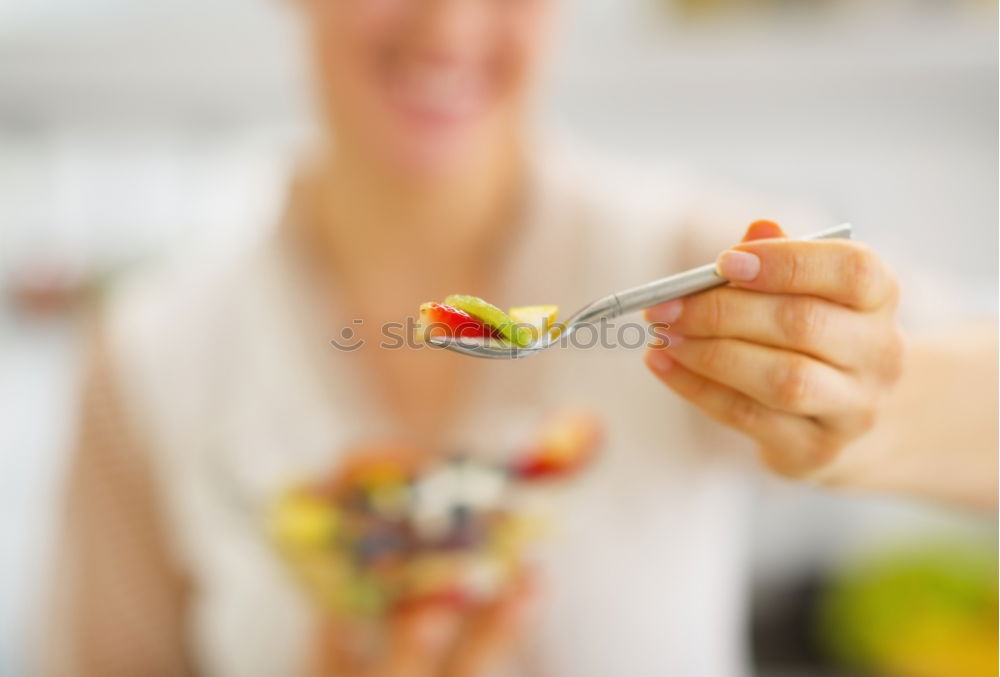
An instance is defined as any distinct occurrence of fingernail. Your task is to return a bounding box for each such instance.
[646,348,674,372]
[716,250,761,281]
[664,333,683,348]
[743,220,786,241]
[646,299,683,324]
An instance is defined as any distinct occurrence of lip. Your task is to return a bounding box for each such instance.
[382,61,490,131]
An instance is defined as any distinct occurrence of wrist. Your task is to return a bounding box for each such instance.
[805,420,898,492]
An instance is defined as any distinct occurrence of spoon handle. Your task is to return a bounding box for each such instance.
[606,223,853,319]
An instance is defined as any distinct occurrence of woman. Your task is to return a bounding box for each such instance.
[46,1,996,676]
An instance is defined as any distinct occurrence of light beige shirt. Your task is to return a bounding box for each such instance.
[50,144,829,677]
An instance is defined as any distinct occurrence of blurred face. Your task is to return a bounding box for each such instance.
[302,0,554,178]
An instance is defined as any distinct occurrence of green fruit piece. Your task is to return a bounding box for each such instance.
[444,294,532,347]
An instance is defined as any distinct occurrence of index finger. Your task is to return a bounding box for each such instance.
[716,238,898,310]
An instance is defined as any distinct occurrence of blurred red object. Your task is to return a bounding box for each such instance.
[7,259,91,317]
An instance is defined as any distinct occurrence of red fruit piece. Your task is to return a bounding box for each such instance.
[417,302,500,342]
[514,411,603,481]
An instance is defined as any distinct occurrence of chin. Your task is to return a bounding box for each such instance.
[383,125,492,180]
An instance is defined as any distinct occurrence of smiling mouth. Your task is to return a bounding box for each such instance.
[384,61,491,129]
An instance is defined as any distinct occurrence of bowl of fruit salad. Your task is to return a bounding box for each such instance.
[269,413,601,618]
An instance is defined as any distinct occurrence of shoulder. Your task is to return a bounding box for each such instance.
[534,136,831,266]
[533,139,696,244]
[106,250,252,362]
[100,237,286,438]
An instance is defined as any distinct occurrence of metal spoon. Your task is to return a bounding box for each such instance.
[428,223,853,359]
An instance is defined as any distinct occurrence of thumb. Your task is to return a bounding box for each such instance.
[741,219,787,242]
[444,570,538,677]
[381,605,463,677]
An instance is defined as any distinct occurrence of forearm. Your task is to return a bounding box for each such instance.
[816,322,998,511]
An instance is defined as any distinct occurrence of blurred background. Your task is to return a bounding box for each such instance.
[0,0,996,675]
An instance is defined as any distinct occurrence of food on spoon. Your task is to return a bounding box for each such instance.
[509,304,560,342]
[416,302,499,343]
[444,294,534,348]
[418,294,560,348]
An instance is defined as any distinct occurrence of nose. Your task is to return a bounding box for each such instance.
[407,0,492,63]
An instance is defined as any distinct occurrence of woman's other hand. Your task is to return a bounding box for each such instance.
[309,571,536,677]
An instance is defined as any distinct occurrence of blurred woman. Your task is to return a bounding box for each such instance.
[46,1,996,676]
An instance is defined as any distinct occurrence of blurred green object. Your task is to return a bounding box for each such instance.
[817,539,998,677]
